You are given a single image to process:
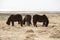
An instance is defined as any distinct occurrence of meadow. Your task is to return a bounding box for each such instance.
[0,12,60,40]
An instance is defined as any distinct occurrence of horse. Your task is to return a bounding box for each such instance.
[6,14,23,26]
[22,15,32,26]
[33,14,49,27]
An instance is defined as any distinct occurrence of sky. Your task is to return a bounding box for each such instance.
[0,0,60,11]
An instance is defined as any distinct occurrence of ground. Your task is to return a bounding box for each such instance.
[0,13,60,40]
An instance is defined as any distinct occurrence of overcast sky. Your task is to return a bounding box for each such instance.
[0,0,60,11]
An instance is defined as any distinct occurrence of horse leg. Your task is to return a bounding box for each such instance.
[12,21,14,26]
[27,21,30,26]
[43,21,48,27]
[20,21,23,26]
[30,21,32,25]
[22,19,25,25]
[23,22,25,25]
[43,22,45,27]
[27,21,31,26]
[18,21,20,24]
[33,22,37,27]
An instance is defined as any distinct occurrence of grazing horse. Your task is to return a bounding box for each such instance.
[6,14,23,26]
[22,15,32,26]
[33,14,49,27]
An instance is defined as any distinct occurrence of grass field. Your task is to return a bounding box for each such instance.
[0,12,60,40]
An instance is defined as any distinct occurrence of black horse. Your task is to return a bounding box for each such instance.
[22,15,32,26]
[33,14,49,27]
[6,14,23,26]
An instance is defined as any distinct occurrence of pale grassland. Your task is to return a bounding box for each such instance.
[0,13,60,40]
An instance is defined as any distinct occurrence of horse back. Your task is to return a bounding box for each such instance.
[33,14,49,22]
[9,14,22,21]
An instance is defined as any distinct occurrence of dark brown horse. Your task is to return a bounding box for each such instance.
[22,15,32,26]
[6,14,23,26]
[33,14,49,27]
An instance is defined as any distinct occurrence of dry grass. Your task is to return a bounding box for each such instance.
[0,13,60,40]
